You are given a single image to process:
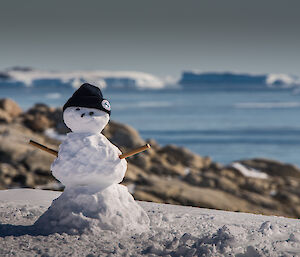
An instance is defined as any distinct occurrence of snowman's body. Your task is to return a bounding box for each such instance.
[35,84,150,234]
[51,132,126,187]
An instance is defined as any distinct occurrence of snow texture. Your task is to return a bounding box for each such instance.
[231,162,269,179]
[51,130,126,187]
[34,184,150,235]
[0,189,300,256]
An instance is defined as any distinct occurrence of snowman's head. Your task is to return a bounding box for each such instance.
[63,83,111,133]
[63,107,109,133]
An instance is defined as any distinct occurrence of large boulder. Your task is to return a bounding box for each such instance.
[23,113,52,132]
[159,144,211,170]
[0,98,22,118]
[0,98,22,123]
[0,109,12,123]
[103,120,145,150]
[239,158,300,178]
[22,103,68,133]
[0,123,59,188]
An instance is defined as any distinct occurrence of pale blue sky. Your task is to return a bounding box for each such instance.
[1,0,299,77]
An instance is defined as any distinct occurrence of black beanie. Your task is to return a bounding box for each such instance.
[63,83,111,115]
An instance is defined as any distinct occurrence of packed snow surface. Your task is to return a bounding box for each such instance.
[0,189,300,256]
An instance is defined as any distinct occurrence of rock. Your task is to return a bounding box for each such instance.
[274,190,300,205]
[23,114,52,132]
[0,163,18,189]
[103,120,145,150]
[239,158,300,178]
[21,104,68,134]
[209,162,224,171]
[159,144,211,170]
[198,177,216,188]
[129,153,151,170]
[133,190,164,203]
[0,98,22,118]
[124,163,148,183]
[150,161,185,177]
[137,176,255,212]
[22,149,54,174]
[293,206,300,217]
[219,169,239,180]
[216,177,239,194]
[183,172,203,186]
[0,109,12,123]
[0,163,37,189]
[22,104,56,132]
[0,122,58,188]
[197,171,220,188]
[241,178,270,194]
[284,177,299,187]
[241,191,280,211]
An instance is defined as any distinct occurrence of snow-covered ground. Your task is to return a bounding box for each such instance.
[0,189,299,256]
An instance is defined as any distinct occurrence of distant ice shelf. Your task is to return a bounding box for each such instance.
[2,68,169,90]
[1,68,300,91]
[179,71,300,88]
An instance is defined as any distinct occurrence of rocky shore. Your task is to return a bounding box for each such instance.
[0,98,299,218]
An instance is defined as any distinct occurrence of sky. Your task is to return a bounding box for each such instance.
[1,0,300,77]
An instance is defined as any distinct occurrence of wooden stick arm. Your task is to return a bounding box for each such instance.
[119,144,151,159]
[29,140,150,159]
[29,140,58,157]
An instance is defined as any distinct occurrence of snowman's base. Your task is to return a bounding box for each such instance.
[34,184,150,235]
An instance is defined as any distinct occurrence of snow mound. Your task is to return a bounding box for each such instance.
[34,184,150,235]
[0,189,300,256]
[6,69,166,90]
[231,162,268,179]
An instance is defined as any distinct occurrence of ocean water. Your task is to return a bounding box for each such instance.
[1,84,300,166]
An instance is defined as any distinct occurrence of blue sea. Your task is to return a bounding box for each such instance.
[1,83,300,167]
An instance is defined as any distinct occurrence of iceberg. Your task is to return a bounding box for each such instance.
[266,73,300,87]
[179,71,300,88]
[4,68,166,90]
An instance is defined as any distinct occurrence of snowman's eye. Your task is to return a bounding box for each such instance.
[76,108,80,111]
[89,112,94,116]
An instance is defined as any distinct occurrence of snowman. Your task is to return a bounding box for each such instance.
[35,83,150,235]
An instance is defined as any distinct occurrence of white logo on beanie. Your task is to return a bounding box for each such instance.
[101,99,111,111]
